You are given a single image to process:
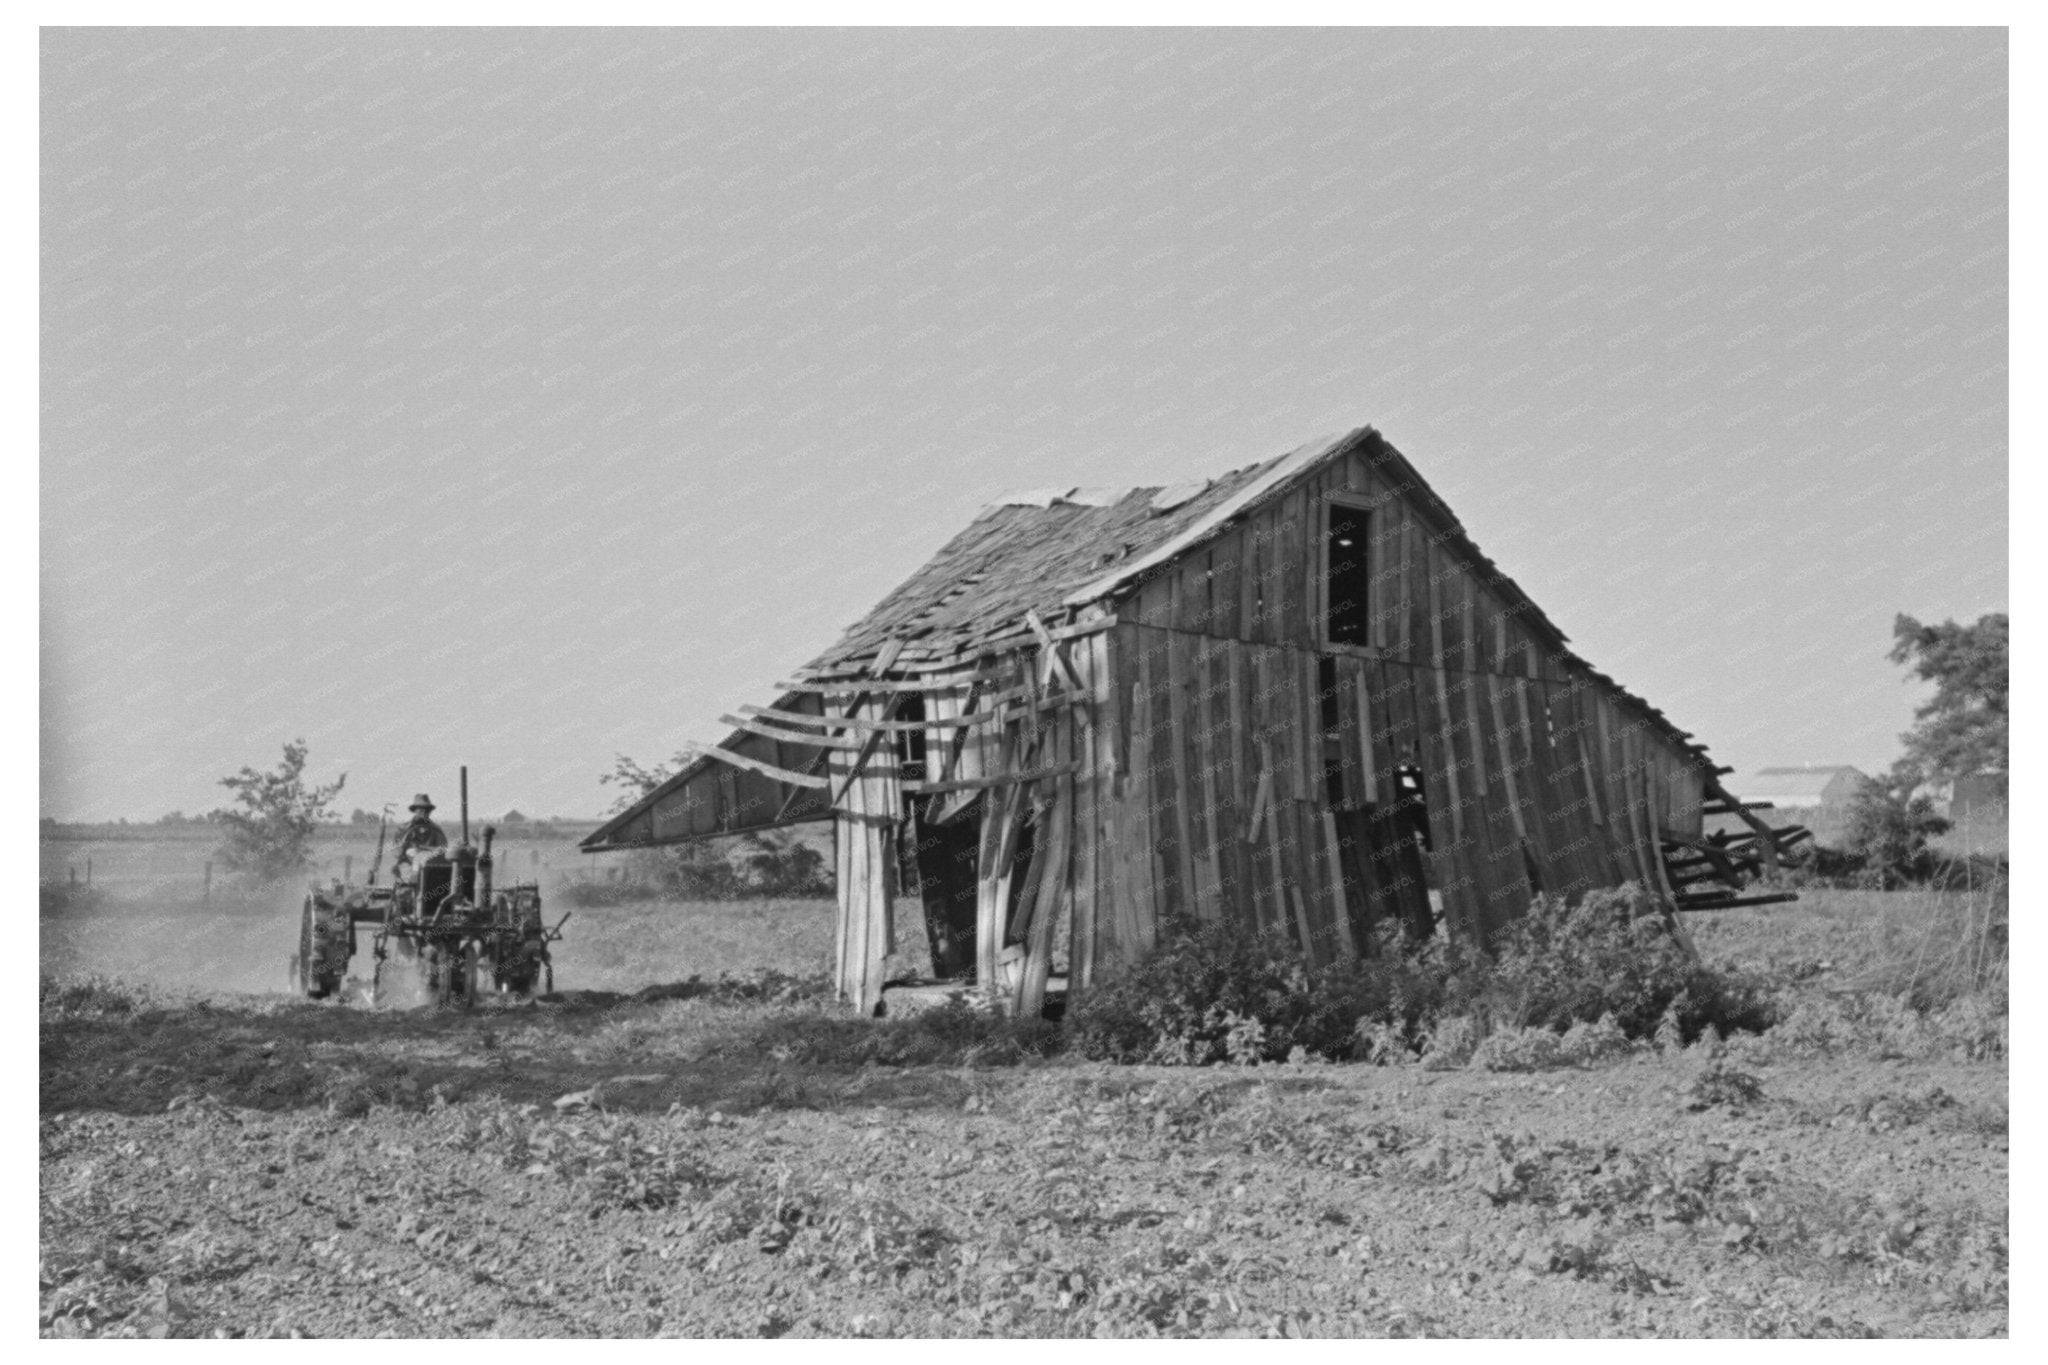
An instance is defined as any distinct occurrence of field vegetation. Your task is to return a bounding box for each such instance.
[41,878,2005,1338]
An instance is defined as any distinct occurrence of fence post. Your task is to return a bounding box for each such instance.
[344,854,352,884]
[204,860,213,904]
[85,857,92,888]
[69,865,77,888]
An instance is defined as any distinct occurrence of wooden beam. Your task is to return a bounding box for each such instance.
[1702,771,1785,874]
[773,667,1012,695]
[1025,609,1085,693]
[741,701,998,734]
[718,713,866,751]
[681,743,830,790]
[1675,892,1801,912]
[830,694,906,807]
[908,762,1083,797]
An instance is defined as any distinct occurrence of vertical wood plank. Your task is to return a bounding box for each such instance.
[1070,636,1102,993]
[1165,627,1205,919]
[1254,507,1283,647]
[1278,488,1308,649]
[1016,724,1072,1018]
[1409,512,1433,670]
[1356,660,1382,806]
[1335,655,1364,809]
[1206,637,1247,928]
[1299,647,1322,804]
[1322,809,1358,960]
[1209,528,1243,640]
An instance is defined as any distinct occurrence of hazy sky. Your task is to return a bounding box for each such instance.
[41,27,2006,821]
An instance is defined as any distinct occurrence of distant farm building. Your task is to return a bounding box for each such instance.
[585,426,1793,1013]
[1725,765,1869,847]
[1730,765,1869,810]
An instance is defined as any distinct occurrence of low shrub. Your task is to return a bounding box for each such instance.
[1065,917,1455,1065]
[1066,886,1776,1066]
[1467,888,1778,1042]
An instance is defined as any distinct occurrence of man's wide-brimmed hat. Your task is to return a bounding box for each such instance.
[409,794,435,812]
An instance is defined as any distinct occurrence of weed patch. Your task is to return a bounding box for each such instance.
[1069,887,1775,1067]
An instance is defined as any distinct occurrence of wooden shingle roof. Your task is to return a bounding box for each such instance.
[802,436,1337,672]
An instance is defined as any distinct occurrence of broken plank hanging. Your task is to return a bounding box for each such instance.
[718,713,867,751]
[907,762,1083,796]
[774,666,1012,694]
[741,698,1031,733]
[681,742,831,790]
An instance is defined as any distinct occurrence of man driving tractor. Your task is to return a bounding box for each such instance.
[390,793,448,882]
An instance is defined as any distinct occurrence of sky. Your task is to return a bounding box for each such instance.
[40,26,2007,822]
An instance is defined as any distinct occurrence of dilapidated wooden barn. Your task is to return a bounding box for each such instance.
[584,426,1793,1014]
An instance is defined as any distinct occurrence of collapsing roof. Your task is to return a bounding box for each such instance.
[586,428,1710,858]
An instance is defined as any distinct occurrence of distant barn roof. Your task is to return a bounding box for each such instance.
[1731,766,1869,804]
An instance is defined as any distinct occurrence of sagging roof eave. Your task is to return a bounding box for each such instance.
[579,753,712,851]
[579,688,821,852]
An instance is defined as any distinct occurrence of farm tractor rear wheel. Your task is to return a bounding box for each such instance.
[298,894,343,1000]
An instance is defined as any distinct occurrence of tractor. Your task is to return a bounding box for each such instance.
[292,768,567,1006]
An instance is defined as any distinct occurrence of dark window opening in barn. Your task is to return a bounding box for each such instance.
[1325,501,1372,647]
[895,695,928,783]
[1393,763,1431,853]
[1387,762,1440,941]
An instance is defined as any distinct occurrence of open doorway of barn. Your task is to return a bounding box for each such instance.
[1326,761,1439,946]
[901,797,979,979]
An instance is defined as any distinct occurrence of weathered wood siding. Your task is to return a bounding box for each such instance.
[1077,434,1708,977]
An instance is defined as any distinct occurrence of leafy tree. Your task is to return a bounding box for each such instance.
[1889,612,2008,789]
[212,740,346,883]
[1842,778,1952,889]
[598,750,690,815]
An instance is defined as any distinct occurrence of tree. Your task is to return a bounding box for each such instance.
[1842,778,1951,889]
[1889,612,2008,790]
[213,740,346,883]
[598,750,690,815]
